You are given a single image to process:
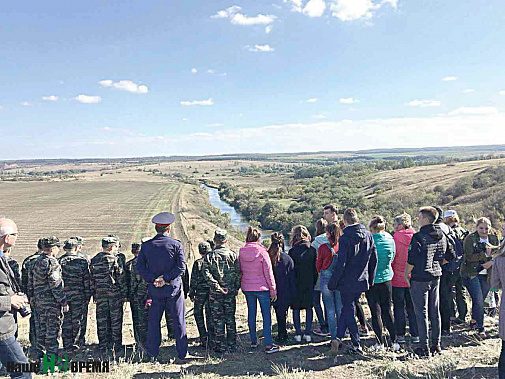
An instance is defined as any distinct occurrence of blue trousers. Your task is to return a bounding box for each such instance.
[244,291,272,346]
[337,291,361,346]
[320,270,342,340]
[463,274,490,332]
[293,308,313,336]
[0,336,32,379]
[147,291,188,359]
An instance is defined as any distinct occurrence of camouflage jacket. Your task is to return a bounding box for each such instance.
[27,253,68,306]
[6,257,20,289]
[21,251,42,296]
[202,245,240,295]
[58,252,92,301]
[189,257,209,298]
[90,251,127,299]
[116,252,126,269]
[125,256,148,300]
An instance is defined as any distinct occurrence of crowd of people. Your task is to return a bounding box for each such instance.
[1,204,505,378]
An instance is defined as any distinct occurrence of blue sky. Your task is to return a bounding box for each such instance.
[1,0,505,159]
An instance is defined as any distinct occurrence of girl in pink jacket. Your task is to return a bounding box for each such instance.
[239,227,279,354]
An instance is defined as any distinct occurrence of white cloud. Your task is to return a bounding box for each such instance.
[340,97,358,104]
[248,44,275,52]
[99,79,148,94]
[207,69,215,74]
[442,76,458,81]
[42,95,58,101]
[462,89,475,94]
[312,113,327,119]
[212,5,277,26]
[284,0,303,12]
[191,68,198,74]
[265,25,273,33]
[208,123,224,127]
[306,98,319,102]
[182,118,189,121]
[180,98,214,106]
[448,107,498,116]
[211,5,242,18]
[407,99,442,108]
[303,0,327,17]
[330,0,396,22]
[499,90,505,95]
[20,101,32,107]
[75,95,101,104]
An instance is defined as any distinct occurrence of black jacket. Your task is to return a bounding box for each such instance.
[0,253,19,341]
[272,252,296,310]
[328,224,377,294]
[407,224,452,282]
[288,241,317,310]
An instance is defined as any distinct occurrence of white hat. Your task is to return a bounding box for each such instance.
[443,210,458,218]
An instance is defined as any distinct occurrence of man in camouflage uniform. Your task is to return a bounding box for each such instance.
[21,239,43,356]
[190,241,215,348]
[58,239,92,353]
[90,237,127,356]
[125,242,149,348]
[202,229,240,353]
[70,236,91,347]
[27,237,69,361]
[106,234,126,345]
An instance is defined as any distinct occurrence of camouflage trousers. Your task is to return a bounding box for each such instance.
[209,293,236,352]
[96,297,124,351]
[194,292,215,343]
[33,301,63,358]
[130,296,149,346]
[28,300,41,355]
[77,299,90,346]
[61,299,86,350]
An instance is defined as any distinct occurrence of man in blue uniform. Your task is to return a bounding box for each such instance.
[136,212,188,361]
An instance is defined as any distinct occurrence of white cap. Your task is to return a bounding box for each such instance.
[443,210,458,219]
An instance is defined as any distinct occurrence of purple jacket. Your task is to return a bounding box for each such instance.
[239,242,277,296]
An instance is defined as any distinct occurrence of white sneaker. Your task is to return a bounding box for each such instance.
[392,342,401,352]
[372,343,385,352]
[303,335,312,343]
[294,335,302,342]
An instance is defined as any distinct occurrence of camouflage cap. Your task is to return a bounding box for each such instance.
[42,236,61,249]
[107,234,121,248]
[198,241,212,254]
[70,236,83,246]
[102,237,118,248]
[63,239,79,250]
[214,228,228,243]
[131,242,141,251]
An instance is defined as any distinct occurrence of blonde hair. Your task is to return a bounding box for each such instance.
[290,225,311,246]
[369,215,386,233]
[394,213,412,229]
[476,217,492,228]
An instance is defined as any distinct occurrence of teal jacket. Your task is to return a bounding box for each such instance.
[372,232,396,284]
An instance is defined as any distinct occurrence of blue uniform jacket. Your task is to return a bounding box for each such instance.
[136,234,186,299]
[328,223,377,294]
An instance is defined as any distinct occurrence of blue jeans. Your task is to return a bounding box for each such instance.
[337,291,361,346]
[293,308,313,336]
[463,274,490,332]
[313,290,327,330]
[244,291,272,346]
[0,336,32,378]
[320,270,342,340]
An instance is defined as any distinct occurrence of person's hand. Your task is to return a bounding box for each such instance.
[404,277,410,288]
[270,295,277,303]
[11,294,26,310]
[62,304,70,313]
[154,276,166,287]
[486,246,494,257]
[482,260,494,269]
[219,288,229,295]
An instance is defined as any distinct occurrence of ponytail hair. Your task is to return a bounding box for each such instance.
[246,226,261,243]
[268,232,284,267]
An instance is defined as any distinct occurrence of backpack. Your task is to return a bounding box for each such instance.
[441,224,464,272]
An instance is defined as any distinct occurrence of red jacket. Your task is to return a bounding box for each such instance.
[317,242,338,273]
[392,228,416,287]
